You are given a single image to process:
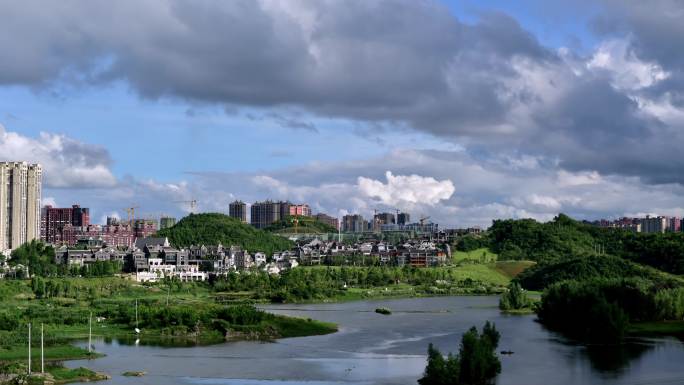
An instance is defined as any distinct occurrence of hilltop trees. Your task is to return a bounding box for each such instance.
[419,321,501,385]
[156,213,293,256]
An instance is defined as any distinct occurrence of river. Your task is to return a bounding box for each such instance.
[68,296,684,385]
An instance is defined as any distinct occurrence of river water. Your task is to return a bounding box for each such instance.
[68,296,684,385]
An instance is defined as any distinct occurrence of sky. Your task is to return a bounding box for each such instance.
[1,0,684,227]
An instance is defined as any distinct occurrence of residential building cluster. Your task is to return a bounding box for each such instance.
[55,236,300,282]
[54,231,450,282]
[294,237,449,267]
[341,212,436,234]
[589,215,684,233]
[40,204,162,248]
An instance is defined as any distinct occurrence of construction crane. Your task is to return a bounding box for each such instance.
[173,199,198,213]
[290,216,300,234]
[124,205,140,225]
[419,216,431,225]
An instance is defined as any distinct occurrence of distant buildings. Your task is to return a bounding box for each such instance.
[342,214,367,233]
[591,215,684,234]
[397,212,410,225]
[640,216,668,233]
[251,200,290,229]
[133,219,158,239]
[249,200,310,228]
[78,218,137,248]
[229,200,247,222]
[41,205,90,245]
[0,162,42,252]
[374,212,395,225]
[314,213,339,230]
[289,204,311,217]
[159,216,176,230]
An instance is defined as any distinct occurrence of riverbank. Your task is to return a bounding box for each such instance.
[0,364,109,385]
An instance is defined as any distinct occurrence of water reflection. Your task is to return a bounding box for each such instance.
[582,340,653,373]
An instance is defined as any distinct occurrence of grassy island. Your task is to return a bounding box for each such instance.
[0,277,336,384]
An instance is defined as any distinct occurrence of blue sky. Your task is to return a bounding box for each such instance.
[1,0,683,227]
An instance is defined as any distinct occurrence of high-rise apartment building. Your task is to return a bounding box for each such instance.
[250,200,291,229]
[374,212,395,225]
[0,162,42,252]
[41,204,90,245]
[229,200,247,222]
[397,212,410,225]
[640,216,668,233]
[159,217,177,230]
[342,214,367,233]
[289,204,311,217]
[314,213,339,230]
[668,217,681,232]
[372,212,395,231]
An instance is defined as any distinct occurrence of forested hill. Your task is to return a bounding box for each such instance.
[264,216,337,234]
[156,213,293,255]
[481,214,684,274]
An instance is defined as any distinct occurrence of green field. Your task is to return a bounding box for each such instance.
[453,248,498,263]
[451,264,510,286]
[628,321,684,338]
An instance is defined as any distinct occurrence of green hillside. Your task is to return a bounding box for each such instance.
[156,213,293,255]
[516,255,682,290]
[264,215,337,234]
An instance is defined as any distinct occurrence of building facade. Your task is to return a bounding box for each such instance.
[289,204,311,217]
[41,204,90,245]
[250,200,291,229]
[0,162,42,252]
[640,216,668,233]
[342,214,367,233]
[314,213,339,230]
[133,219,158,239]
[159,217,176,230]
[229,200,247,222]
[397,212,410,225]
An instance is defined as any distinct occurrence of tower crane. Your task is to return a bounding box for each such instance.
[123,205,140,225]
[419,216,431,225]
[173,199,198,213]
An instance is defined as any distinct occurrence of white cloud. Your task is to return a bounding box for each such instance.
[0,124,117,188]
[556,170,602,187]
[357,171,455,207]
[42,196,58,207]
[587,38,669,90]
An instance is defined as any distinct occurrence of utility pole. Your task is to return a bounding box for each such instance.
[88,312,92,353]
[41,323,44,373]
[28,323,31,375]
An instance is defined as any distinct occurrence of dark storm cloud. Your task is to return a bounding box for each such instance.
[1,0,684,185]
[593,0,684,70]
[0,1,549,130]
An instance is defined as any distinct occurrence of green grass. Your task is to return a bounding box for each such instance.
[628,321,684,338]
[494,260,536,278]
[453,248,498,263]
[48,366,108,383]
[450,264,510,286]
[269,317,338,338]
[0,345,98,362]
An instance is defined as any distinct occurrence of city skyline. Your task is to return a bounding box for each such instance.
[2,1,684,227]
